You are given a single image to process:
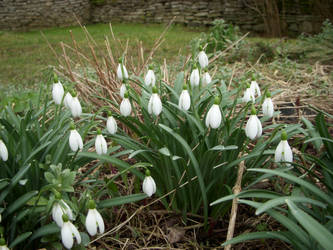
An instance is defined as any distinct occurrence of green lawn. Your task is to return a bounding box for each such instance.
[0,23,205,88]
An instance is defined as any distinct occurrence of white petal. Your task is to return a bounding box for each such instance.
[148,95,153,115]
[52,82,64,105]
[190,69,200,87]
[262,98,274,118]
[274,141,284,162]
[69,130,83,152]
[94,209,105,234]
[107,116,117,134]
[205,107,212,128]
[120,98,131,117]
[52,203,64,227]
[69,222,81,244]
[178,90,191,111]
[152,94,162,116]
[95,134,107,155]
[202,72,212,86]
[119,84,126,98]
[0,140,8,161]
[64,92,73,109]
[117,64,128,81]
[142,176,156,197]
[61,200,74,220]
[242,88,255,103]
[61,222,74,249]
[70,97,82,118]
[86,209,97,236]
[145,70,156,86]
[198,51,209,68]
[282,140,293,163]
[208,104,222,129]
[250,81,261,97]
[255,116,262,138]
[245,115,258,140]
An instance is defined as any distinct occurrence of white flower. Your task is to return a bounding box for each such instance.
[52,82,64,105]
[61,220,81,249]
[190,68,200,87]
[205,97,222,129]
[107,116,117,134]
[142,175,156,197]
[262,97,274,118]
[250,81,261,97]
[52,200,74,228]
[178,89,191,111]
[148,93,162,116]
[245,112,262,140]
[144,69,156,86]
[202,72,212,86]
[275,131,293,165]
[95,133,107,155]
[69,96,82,118]
[117,63,128,81]
[69,129,83,152]
[0,140,8,161]
[85,201,105,236]
[198,50,209,69]
[242,87,255,103]
[0,244,9,250]
[119,84,127,98]
[64,92,73,109]
[120,97,132,117]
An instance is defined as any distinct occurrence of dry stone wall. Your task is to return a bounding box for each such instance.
[0,0,330,35]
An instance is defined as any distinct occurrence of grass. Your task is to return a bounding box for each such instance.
[0,23,206,88]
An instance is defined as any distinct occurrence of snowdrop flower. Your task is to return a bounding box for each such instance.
[202,72,212,86]
[64,92,73,109]
[190,67,200,87]
[205,96,222,129]
[69,124,83,152]
[148,86,162,116]
[106,112,117,134]
[117,59,128,81]
[52,196,74,228]
[275,130,293,165]
[178,85,191,111]
[0,140,8,161]
[198,50,209,69]
[95,129,107,155]
[52,78,64,105]
[119,84,127,98]
[242,84,255,103]
[120,92,132,117]
[262,91,274,118]
[69,92,82,118]
[142,170,156,197]
[0,238,9,250]
[250,80,261,97]
[245,106,262,140]
[61,214,81,249]
[144,66,156,86]
[85,200,105,236]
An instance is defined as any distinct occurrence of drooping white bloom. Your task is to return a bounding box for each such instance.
[106,116,117,134]
[61,220,81,249]
[190,68,200,87]
[205,97,222,129]
[95,133,107,155]
[64,92,73,109]
[119,84,127,98]
[142,174,156,197]
[117,63,128,81]
[52,200,74,228]
[0,243,9,250]
[148,93,162,116]
[262,97,274,118]
[250,80,261,97]
[198,50,209,69]
[144,69,156,87]
[69,96,82,118]
[202,72,212,86]
[0,140,8,161]
[245,109,262,140]
[85,200,105,236]
[69,129,83,152]
[52,82,64,105]
[242,87,255,103]
[120,97,132,117]
[275,131,293,165]
[178,89,191,111]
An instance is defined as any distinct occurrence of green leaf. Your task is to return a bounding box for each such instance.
[286,199,333,250]
[9,232,32,248]
[99,193,147,208]
[5,190,38,215]
[29,223,60,242]
[209,145,238,151]
[158,147,171,156]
